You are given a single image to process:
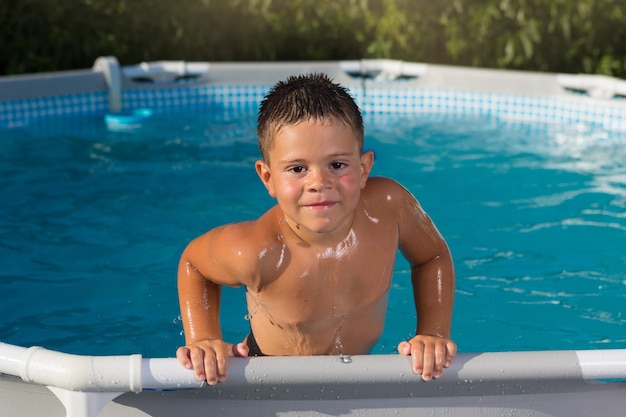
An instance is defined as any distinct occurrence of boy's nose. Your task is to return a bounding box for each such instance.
[306,169,331,191]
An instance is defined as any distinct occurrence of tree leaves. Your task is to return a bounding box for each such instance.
[0,0,624,78]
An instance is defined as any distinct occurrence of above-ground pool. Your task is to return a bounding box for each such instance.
[1,60,625,358]
[1,106,625,358]
[0,58,625,417]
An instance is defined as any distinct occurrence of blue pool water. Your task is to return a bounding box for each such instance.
[1,106,625,358]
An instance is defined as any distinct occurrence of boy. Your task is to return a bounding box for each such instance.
[176,73,456,385]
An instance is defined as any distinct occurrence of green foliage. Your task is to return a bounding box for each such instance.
[0,0,624,78]
[435,0,626,77]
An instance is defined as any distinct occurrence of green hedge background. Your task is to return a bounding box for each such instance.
[2,0,625,78]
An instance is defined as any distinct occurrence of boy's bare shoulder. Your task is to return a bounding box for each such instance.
[215,206,283,253]
[361,177,422,226]
[363,176,412,203]
[224,207,287,288]
[187,207,283,286]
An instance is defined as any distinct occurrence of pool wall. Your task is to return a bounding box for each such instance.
[1,57,626,130]
[1,342,626,417]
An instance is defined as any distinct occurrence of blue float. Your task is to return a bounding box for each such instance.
[105,108,154,131]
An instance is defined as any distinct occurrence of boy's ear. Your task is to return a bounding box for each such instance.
[359,150,375,188]
[255,160,276,197]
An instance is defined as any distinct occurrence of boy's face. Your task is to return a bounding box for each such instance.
[255,118,374,243]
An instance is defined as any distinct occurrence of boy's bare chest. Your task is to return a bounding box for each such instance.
[252,237,396,317]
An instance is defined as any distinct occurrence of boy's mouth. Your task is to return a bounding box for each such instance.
[304,201,336,210]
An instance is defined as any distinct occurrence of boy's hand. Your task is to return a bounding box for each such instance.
[176,339,249,385]
[397,335,456,381]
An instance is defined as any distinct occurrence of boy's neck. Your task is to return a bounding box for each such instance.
[280,211,356,250]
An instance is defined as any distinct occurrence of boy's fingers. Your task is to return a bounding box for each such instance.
[205,342,250,384]
[445,342,458,367]
[175,346,193,369]
[432,343,447,378]
[215,354,228,384]
[203,352,226,385]
[189,348,208,381]
[419,342,435,381]
[232,342,249,357]
[400,337,456,380]
[396,341,411,355]
[410,342,425,376]
[207,344,231,385]
[213,341,254,381]
[202,355,216,384]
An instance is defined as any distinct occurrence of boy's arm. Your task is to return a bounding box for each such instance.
[395,186,456,380]
[176,231,249,384]
[398,249,456,380]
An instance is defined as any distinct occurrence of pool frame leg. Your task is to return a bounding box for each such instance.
[47,386,124,417]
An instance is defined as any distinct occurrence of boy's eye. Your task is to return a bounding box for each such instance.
[289,166,305,173]
[330,162,347,170]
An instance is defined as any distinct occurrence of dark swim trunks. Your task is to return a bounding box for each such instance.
[246,329,267,357]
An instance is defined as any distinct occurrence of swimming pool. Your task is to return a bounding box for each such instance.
[1,58,626,417]
[1,60,625,360]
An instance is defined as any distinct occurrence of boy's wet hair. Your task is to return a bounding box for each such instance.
[257,73,364,163]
